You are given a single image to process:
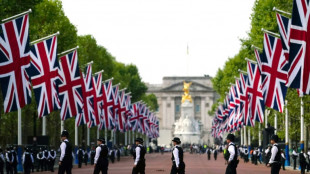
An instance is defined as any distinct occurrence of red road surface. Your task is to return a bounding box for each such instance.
[37,152,300,174]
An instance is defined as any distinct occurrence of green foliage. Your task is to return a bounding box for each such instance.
[0,0,157,147]
[211,0,310,145]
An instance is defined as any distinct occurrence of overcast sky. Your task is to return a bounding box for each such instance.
[62,0,255,84]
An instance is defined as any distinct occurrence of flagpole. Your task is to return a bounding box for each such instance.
[87,127,90,146]
[75,125,78,146]
[248,128,251,156]
[42,116,46,135]
[30,31,60,45]
[125,131,128,145]
[17,108,23,172]
[285,100,290,166]
[245,58,257,64]
[129,130,131,145]
[105,128,108,144]
[258,123,262,147]
[57,46,79,57]
[111,131,113,145]
[61,120,64,133]
[301,97,304,150]
[240,128,243,146]
[273,7,292,16]
[97,128,99,139]
[1,9,32,22]
[261,28,280,37]
[274,114,278,134]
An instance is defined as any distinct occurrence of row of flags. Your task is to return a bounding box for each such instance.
[211,0,310,139]
[0,11,159,138]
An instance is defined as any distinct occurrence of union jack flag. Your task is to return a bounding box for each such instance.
[245,61,264,126]
[124,94,132,131]
[115,89,127,132]
[58,50,83,120]
[101,79,115,130]
[238,73,248,127]
[215,104,224,121]
[76,64,95,126]
[137,103,146,133]
[129,102,140,131]
[286,0,310,95]
[276,13,291,61]
[0,14,31,113]
[256,34,289,113]
[112,84,120,131]
[28,36,61,118]
[88,72,103,128]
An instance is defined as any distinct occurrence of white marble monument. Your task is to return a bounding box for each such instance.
[173,81,202,144]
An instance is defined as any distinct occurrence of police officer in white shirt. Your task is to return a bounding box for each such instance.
[171,137,185,174]
[292,148,298,170]
[225,134,238,174]
[267,135,281,174]
[48,148,56,172]
[93,138,109,174]
[132,138,146,174]
[58,130,72,174]
[22,147,34,174]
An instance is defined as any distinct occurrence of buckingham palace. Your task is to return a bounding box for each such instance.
[146,76,219,146]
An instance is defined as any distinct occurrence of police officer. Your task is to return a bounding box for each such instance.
[77,146,84,168]
[225,134,238,174]
[90,147,96,165]
[22,148,34,174]
[43,147,49,171]
[83,148,88,166]
[132,138,146,174]
[6,147,14,174]
[11,147,17,174]
[213,148,218,161]
[58,130,72,174]
[0,148,4,174]
[267,135,281,174]
[93,138,109,174]
[171,137,185,174]
[300,149,307,174]
[36,148,44,172]
[292,147,298,170]
[48,148,56,172]
[207,148,211,160]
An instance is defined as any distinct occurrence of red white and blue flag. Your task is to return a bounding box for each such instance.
[88,72,103,127]
[255,34,289,113]
[101,79,115,130]
[129,102,140,132]
[76,64,95,126]
[245,61,265,126]
[115,89,127,132]
[276,13,291,61]
[286,0,310,95]
[0,14,31,113]
[28,36,61,118]
[112,84,120,131]
[58,50,83,120]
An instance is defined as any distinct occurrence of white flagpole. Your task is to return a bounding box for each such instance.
[61,120,64,133]
[111,131,113,144]
[125,131,127,145]
[18,109,22,145]
[75,125,78,146]
[42,116,46,136]
[285,100,290,166]
[129,131,131,145]
[97,128,99,139]
[248,128,251,147]
[258,123,262,146]
[87,128,90,146]
[243,127,247,146]
[240,128,243,146]
[274,114,278,134]
[2,9,32,22]
[301,98,304,149]
[105,127,108,143]
[265,110,269,128]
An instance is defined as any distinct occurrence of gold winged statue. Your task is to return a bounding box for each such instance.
[182,81,192,103]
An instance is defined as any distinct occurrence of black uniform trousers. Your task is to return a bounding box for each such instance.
[23,164,31,174]
[78,157,83,168]
[132,160,145,174]
[225,161,237,174]
[49,159,55,172]
[6,162,13,174]
[271,162,281,174]
[58,162,72,174]
[293,158,297,169]
[93,160,108,174]
[0,162,3,174]
[37,160,44,171]
[170,162,185,174]
[301,162,306,174]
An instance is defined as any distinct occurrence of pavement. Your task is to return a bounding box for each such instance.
[36,152,303,174]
